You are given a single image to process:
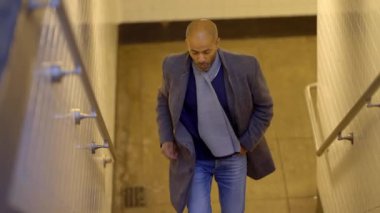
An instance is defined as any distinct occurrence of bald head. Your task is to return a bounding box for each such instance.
[186,19,219,40]
[185,19,220,72]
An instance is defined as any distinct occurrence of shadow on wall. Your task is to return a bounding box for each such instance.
[118,16,316,44]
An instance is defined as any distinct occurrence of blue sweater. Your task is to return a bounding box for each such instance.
[179,65,236,160]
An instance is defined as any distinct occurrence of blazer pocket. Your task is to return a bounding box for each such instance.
[246,137,276,180]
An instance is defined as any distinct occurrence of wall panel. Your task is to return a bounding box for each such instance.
[317,0,380,212]
[0,0,118,212]
[117,0,316,23]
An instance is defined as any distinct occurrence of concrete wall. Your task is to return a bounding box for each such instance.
[316,0,380,212]
[114,34,317,212]
[0,0,118,212]
[117,0,316,23]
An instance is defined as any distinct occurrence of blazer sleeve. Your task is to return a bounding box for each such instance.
[156,57,175,145]
[239,58,273,152]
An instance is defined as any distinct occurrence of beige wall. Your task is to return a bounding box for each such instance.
[114,35,317,212]
[117,0,316,23]
[316,0,380,212]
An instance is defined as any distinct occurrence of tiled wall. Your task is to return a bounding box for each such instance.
[1,0,117,212]
[117,0,316,23]
[317,0,380,212]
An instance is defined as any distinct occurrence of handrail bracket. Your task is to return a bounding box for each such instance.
[367,98,380,108]
[337,132,354,145]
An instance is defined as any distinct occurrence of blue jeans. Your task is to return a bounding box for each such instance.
[187,154,247,213]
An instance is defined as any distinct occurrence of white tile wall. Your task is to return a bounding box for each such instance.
[7,0,117,212]
[317,0,380,212]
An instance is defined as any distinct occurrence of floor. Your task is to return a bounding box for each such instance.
[113,35,318,213]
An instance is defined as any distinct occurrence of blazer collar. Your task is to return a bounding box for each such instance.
[218,49,231,73]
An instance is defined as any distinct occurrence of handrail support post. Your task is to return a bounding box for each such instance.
[337,132,354,145]
[366,97,380,108]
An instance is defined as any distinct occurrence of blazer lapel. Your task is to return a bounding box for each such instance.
[170,54,191,129]
[219,49,239,131]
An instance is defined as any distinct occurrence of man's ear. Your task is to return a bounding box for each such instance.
[185,38,190,48]
[216,37,221,46]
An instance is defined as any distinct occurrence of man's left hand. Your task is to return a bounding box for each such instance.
[240,146,247,155]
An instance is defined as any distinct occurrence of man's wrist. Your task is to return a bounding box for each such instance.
[160,141,173,147]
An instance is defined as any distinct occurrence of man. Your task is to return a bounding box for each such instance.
[156,19,274,213]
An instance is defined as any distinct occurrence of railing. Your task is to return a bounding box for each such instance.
[30,0,116,159]
[305,73,380,156]
[56,2,116,159]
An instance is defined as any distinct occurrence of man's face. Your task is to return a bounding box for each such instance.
[186,32,220,72]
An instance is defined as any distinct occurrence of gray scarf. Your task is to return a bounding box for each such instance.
[193,53,241,157]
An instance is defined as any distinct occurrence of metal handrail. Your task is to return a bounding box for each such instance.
[55,2,116,159]
[305,83,323,154]
[305,73,380,156]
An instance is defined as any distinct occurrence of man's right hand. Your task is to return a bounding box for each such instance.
[161,141,178,160]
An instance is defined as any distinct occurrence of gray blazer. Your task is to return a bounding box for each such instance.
[156,49,275,212]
